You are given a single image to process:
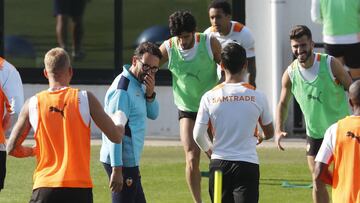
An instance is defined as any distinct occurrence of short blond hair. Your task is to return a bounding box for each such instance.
[44,47,70,74]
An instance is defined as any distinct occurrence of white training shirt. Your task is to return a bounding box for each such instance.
[28,87,91,132]
[164,33,213,62]
[195,82,272,164]
[0,59,24,151]
[315,122,338,164]
[0,59,24,115]
[204,21,256,58]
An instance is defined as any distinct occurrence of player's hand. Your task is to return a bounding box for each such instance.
[144,73,155,97]
[256,133,264,145]
[110,166,123,193]
[254,124,264,145]
[275,130,287,151]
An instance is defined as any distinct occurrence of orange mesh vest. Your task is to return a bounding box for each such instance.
[32,87,92,189]
[0,57,11,144]
[332,116,360,203]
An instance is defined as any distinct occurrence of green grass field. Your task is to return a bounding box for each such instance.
[0,146,320,203]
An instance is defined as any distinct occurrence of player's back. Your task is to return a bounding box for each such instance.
[203,83,271,164]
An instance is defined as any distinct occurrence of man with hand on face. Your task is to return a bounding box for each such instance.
[100,42,162,203]
[275,25,352,203]
[204,0,256,86]
[159,10,222,203]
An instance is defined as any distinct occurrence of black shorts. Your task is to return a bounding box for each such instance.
[0,151,6,190]
[306,136,324,156]
[29,187,93,203]
[53,0,87,17]
[209,159,259,203]
[324,43,360,68]
[178,110,197,121]
[103,163,146,203]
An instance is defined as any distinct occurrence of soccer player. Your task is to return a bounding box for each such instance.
[194,43,274,203]
[100,42,162,203]
[159,10,221,203]
[0,57,24,192]
[6,47,124,203]
[275,25,352,203]
[315,80,360,203]
[311,0,360,79]
[204,0,256,86]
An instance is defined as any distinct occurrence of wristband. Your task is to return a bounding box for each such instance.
[145,92,156,100]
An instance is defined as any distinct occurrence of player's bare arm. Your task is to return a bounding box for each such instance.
[88,91,123,144]
[247,57,257,87]
[159,42,169,67]
[275,71,292,151]
[210,35,222,64]
[314,161,332,190]
[260,122,274,140]
[6,99,33,157]
[330,57,352,90]
[2,112,13,133]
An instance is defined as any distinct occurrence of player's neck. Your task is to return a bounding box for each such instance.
[353,107,360,116]
[220,22,232,36]
[48,78,69,89]
[299,53,315,69]
[129,65,141,82]
[225,72,245,83]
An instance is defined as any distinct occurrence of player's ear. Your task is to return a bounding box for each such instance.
[132,56,137,66]
[349,98,354,108]
[43,68,49,79]
[220,62,225,71]
[226,13,231,21]
[243,61,248,72]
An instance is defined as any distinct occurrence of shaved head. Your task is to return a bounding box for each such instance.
[349,80,360,106]
[44,47,71,76]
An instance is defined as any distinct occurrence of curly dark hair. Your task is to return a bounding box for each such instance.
[134,42,162,60]
[168,10,196,36]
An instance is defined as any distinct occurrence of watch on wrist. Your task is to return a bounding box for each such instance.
[145,92,156,100]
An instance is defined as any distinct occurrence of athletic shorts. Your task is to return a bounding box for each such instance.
[29,187,93,203]
[209,159,259,203]
[103,163,146,203]
[178,110,197,121]
[0,151,6,190]
[324,43,360,68]
[53,0,87,17]
[306,136,323,156]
